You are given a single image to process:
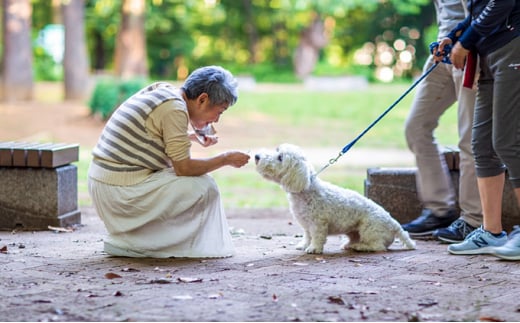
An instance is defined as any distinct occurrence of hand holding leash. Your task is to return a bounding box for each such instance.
[430,41,453,64]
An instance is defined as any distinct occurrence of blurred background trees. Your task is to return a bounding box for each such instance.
[0,0,437,102]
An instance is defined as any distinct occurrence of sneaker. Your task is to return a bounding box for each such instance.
[509,225,520,238]
[492,226,520,260]
[433,219,477,243]
[447,226,507,255]
[402,208,459,237]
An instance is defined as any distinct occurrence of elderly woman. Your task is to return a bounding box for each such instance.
[88,66,250,258]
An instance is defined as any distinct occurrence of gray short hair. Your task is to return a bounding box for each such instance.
[181,66,238,106]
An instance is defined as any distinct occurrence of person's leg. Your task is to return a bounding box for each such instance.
[486,37,520,260]
[434,68,482,243]
[403,57,459,235]
[455,83,482,227]
[448,46,515,255]
[478,174,505,233]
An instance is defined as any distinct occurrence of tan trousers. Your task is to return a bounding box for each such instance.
[404,56,482,227]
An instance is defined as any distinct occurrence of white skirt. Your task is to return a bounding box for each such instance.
[88,169,235,258]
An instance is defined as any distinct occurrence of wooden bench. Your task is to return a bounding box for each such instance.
[364,149,520,232]
[0,142,81,230]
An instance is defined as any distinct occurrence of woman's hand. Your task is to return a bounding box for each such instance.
[188,132,219,147]
[432,38,453,64]
[450,42,470,70]
[224,151,250,168]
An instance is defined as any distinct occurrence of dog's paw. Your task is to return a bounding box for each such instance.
[304,245,323,254]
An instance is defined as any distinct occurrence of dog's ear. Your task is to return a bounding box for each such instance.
[280,159,311,193]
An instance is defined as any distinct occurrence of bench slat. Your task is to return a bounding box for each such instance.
[40,144,80,168]
[0,142,79,168]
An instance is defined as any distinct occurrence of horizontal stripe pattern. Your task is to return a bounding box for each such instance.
[89,82,182,185]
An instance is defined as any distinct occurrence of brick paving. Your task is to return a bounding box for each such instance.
[1,206,520,322]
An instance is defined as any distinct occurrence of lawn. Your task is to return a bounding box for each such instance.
[77,83,459,209]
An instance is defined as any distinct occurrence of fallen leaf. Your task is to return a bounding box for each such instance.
[105,272,122,279]
[0,245,7,253]
[272,294,278,302]
[121,267,139,272]
[293,262,308,266]
[208,293,223,299]
[177,277,203,283]
[148,278,173,284]
[32,299,52,303]
[479,316,505,322]
[47,226,73,233]
[113,291,123,297]
[328,296,345,305]
[172,295,193,300]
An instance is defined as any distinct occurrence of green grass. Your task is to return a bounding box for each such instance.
[78,83,458,209]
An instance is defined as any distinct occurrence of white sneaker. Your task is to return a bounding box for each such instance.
[447,226,507,255]
[492,228,520,260]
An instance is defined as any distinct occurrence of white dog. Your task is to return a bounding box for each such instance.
[254,143,416,254]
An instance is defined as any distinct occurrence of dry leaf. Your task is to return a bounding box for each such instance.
[0,245,7,253]
[293,262,308,266]
[121,267,139,272]
[113,291,123,297]
[479,316,505,322]
[105,272,122,279]
[272,294,278,302]
[148,278,173,284]
[172,295,193,300]
[177,277,203,283]
[328,296,345,305]
[208,293,223,299]
[47,225,73,233]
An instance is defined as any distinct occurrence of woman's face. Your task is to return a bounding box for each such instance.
[190,93,228,130]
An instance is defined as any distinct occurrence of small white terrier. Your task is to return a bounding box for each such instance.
[254,143,416,254]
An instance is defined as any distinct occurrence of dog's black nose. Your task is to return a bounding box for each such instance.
[254,154,260,161]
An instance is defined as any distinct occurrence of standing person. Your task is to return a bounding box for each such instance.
[432,0,520,257]
[402,0,482,242]
[88,65,250,258]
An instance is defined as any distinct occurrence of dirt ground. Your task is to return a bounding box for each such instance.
[1,84,520,322]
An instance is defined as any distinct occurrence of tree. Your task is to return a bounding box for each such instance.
[114,0,147,79]
[294,13,329,78]
[62,0,90,100]
[1,0,33,101]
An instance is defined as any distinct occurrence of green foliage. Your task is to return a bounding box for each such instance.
[33,47,62,81]
[230,63,300,83]
[88,78,148,120]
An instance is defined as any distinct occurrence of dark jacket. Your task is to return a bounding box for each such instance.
[447,0,520,55]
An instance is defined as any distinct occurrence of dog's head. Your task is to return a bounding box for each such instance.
[254,143,314,193]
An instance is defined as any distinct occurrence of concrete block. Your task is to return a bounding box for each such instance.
[365,167,520,232]
[0,165,81,230]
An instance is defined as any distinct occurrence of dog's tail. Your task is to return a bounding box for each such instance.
[396,228,416,250]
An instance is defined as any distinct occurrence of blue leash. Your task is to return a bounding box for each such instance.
[315,43,451,176]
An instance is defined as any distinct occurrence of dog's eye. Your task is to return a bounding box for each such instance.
[277,154,283,162]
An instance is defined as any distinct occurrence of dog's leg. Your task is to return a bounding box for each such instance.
[295,229,311,250]
[305,227,328,254]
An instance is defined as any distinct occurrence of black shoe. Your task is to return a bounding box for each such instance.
[433,218,477,243]
[402,208,459,237]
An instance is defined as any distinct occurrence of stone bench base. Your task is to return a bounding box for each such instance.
[0,165,81,230]
[364,167,519,232]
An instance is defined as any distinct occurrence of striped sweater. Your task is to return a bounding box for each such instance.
[89,82,185,186]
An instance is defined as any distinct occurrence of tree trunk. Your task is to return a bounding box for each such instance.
[62,0,90,100]
[1,0,34,101]
[114,0,148,79]
[242,0,258,64]
[293,15,329,79]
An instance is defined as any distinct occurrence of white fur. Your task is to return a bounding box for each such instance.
[254,143,416,254]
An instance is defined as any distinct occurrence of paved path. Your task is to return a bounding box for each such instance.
[1,206,519,322]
